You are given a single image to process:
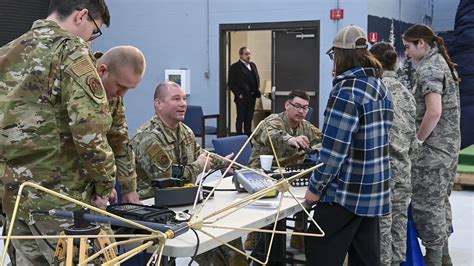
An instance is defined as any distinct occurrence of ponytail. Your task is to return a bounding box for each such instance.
[433,36,459,82]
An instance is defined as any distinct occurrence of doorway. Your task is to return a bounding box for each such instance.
[219,21,320,136]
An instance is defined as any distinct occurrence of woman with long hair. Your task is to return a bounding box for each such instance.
[304,25,393,265]
[403,24,460,266]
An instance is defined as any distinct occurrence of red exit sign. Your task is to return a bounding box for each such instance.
[369,32,379,43]
[330,8,344,20]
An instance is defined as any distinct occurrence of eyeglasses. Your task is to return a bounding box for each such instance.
[87,13,102,40]
[288,101,310,112]
[77,8,103,41]
[327,50,335,60]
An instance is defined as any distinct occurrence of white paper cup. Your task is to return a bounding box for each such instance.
[259,155,274,171]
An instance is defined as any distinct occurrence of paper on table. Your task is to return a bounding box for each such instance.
[232,197,279,209]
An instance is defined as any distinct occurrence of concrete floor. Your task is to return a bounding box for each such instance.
[180,190,474,265]
[445,190,474,265]
[0,190,472,265]
[177,190,474,265]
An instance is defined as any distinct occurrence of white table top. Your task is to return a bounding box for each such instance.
[142,175,307,257]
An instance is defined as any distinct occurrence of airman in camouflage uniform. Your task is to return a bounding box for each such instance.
[249,92,322,168]
[411,49,460,265]
[249,112,322,168]
[247,90,322,252]
[131,81,247,266]
[131,114,210,199]
[0,1,112,264]
[403,24,460,265]
[370,42,417,265]
[380,70,416,265]
[107,97,139,200]
[95,46,147,204]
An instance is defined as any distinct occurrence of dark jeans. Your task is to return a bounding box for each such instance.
[304,202,381,266]
[235,96,256,136]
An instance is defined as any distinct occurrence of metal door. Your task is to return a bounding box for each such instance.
[272,28,320,125]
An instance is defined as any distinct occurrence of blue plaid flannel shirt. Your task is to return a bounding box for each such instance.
[309,67,394,217]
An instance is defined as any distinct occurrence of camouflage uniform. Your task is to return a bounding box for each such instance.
[249,112,322,168]
[410,47,460,252]
[130,115,246,266]
[130,116,207,199]
[108,97,137,195]
[0,20,115,265]
[379,71,416,265]
[248,111,322,252]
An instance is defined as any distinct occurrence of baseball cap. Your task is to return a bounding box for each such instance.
[326,25,368,54]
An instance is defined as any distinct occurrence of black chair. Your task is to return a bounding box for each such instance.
[183,105,219,147]
[212,135,252,165]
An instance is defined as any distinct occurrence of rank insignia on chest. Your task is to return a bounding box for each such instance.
[87,76,105,99]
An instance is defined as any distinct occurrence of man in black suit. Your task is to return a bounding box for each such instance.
[228,46,261,136]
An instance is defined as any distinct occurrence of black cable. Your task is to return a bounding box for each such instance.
[213,188,237,192]
[200,165,229,181]
[188,228,200,266]
[30,219,56,251]
[217,246,229,265]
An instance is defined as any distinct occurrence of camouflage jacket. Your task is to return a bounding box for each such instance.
[131,116,210,199]
[0,20,115,218]
[381,71,416,181]
[249,112,322,168]
[412,47,461,168]
[108,97,137,194]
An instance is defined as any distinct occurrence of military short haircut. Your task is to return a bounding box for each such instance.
[97,46,146,77]
[154,81,181,100]
[48,0,111,27]
[288,90,310,102]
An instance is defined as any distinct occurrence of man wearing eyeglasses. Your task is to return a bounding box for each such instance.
[228,46,261,136]
[0,0,113,264]
[248,90,321,168]
[244,90,322,251]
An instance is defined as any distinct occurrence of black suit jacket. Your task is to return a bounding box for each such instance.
[228,60,261,100]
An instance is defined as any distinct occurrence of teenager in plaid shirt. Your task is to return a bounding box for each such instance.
[304,25,394,265]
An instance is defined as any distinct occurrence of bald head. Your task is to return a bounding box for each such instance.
[154,81,183,100]
[153,81,187,128]
[96,46,146,99]
[97,45,146,77]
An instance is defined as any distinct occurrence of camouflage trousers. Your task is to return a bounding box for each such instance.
[380,171,411,265]
[6,217,70,266]
[411,165,455,251]
[194,238,247,266]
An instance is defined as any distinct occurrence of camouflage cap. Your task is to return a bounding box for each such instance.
[327,25,368,53]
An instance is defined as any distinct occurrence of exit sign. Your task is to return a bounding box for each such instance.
[330,9,344,20]
[369,32,379,43]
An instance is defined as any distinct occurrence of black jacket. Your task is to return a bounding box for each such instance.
[228,60,261,100]
[450,0,474,148]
